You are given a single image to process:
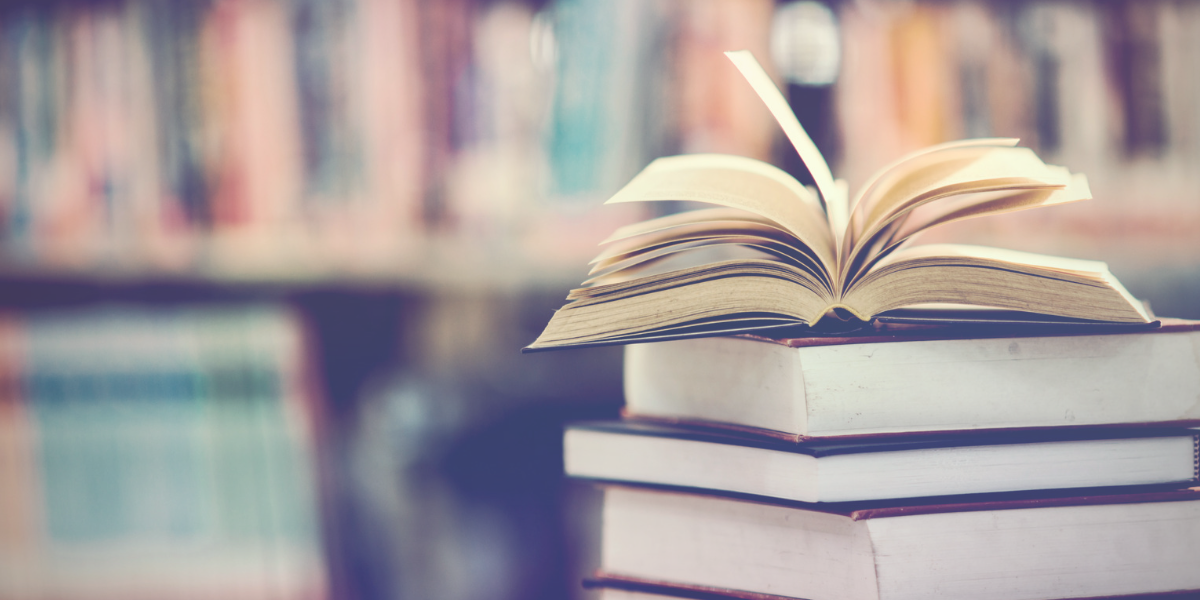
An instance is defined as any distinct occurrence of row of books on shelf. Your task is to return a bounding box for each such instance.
[566,322,1200,600]
[0,306,327,600]
[839,0,1200,179]
[0,0,428,276]
[0,0,681,277]
[835,0,1200,261]
[12,0,1199,280]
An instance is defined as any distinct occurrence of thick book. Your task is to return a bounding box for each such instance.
[526,50,1151,351]
[600,485,1200,600]
[565,421,1200,503]
[623,319,1200,439]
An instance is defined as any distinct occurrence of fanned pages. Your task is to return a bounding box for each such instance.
[525,51,1152,352]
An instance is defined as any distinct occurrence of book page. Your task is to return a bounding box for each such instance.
[602,207,783,245]
[846,243,1151,323]
[841,146,1077,287]
[580,245,773,287]
[844,138,1018,253]
[595,215,821,266]
[568,259,830,304]
[858,146,1063,235]
[876,243,1113,277]
[531,268,832,349]
[592,217,826,275]
[848,173,1091,281]
[725,50,845,246]
[586,236,829,292]
[883,173,1090,251]
[590,235,808,272]
[606,154,837,271]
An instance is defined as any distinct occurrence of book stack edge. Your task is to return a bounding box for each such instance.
[565,322,1200,600]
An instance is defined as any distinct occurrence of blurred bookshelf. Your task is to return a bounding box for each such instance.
[0,0,665,289]
[0,307,327,600]
[1,0,1199,600]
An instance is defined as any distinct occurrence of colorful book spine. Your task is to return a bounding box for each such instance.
[0,306,327,600]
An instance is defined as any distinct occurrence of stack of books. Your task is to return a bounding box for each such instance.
[524,51,1200,600]
[565,323,1200,600]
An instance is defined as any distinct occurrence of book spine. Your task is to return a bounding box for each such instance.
[3,306,327,599]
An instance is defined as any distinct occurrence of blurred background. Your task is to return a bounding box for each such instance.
[0,0,1197,599]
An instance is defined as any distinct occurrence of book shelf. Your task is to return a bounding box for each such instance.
[2,0,1199,599]
[0,242,590,294]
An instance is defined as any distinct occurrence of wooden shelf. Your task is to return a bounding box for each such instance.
[0,236,595,298]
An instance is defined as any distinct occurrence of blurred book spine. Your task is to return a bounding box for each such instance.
[0,306,326,600]
[3,0,1197,281]
[834,0,1200,266]
[0,0,678,280]
[0,0,426,279]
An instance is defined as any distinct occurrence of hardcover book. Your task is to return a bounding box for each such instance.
[565,421,1200,503]
[600,485,1200,600]
[623,319,1200,439]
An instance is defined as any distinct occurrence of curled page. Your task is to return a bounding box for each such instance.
[724,50,847,244]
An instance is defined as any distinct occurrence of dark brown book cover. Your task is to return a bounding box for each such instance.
[599,482,1200,520]
[742,316,1200,350]
[585,572,1200,600]
[619,410,1200,444]
[572,420,1200,459]
[585,574,800,600]
[846,487,1200,520]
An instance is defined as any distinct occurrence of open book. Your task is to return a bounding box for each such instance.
[527,51,1151,351]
